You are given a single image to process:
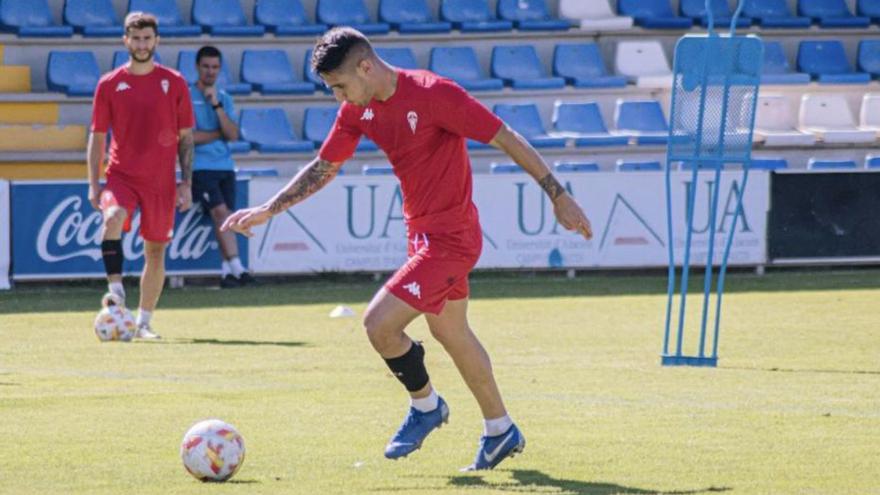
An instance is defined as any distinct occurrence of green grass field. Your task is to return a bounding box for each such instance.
[1,270,878,495]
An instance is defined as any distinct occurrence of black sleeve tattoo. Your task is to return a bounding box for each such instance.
[538,173,565,201]
[178,132,194,183]
[268,159,338,214]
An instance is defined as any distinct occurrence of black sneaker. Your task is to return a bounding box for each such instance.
[220,274,241,289]
[237,272,258,286]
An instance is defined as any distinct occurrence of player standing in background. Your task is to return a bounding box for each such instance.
[222,27,592,470]
[87,12,195,339]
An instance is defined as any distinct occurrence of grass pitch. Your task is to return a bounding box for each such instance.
[1,270,878,495]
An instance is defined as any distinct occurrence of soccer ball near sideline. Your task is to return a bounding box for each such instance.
[180,419,246,482]
[93,293,135,342]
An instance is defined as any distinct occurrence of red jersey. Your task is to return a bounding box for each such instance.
[320,69,503,234]
[91,63,194,193]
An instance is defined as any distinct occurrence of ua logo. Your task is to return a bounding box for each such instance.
[115,82,131,92]
[361,108,374,121]
[403,281,421,299]
[161,79,169,94]
[407,111,418,133]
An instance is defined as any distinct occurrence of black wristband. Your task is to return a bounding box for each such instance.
[212,103,222,110]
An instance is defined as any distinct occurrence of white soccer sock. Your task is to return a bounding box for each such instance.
[483,415,513,437]
[221,260,232,278]
[229,257,245,277]
[136,309,152,327]
[410,388,439,413]
[108,281,125,301]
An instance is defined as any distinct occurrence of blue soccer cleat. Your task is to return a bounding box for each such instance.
[384,397,449,459]
[461,424,526,471]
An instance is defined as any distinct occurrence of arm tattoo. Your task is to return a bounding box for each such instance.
[268,159,338,214]
[178,132,194,183]
[538,173,565,201]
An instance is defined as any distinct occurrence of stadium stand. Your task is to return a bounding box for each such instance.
[807,158,858,169]
[440,0,513,32]
[857,40,880,78]
[429,46,503,91]
[192,0,265,36]
[489,163,524,173]
[0,0,74,37]
[615,100,670,145]
[496,0,570,31]
[127,0,201,36]
[554,161,600,172]
[551,102,629,147]
[239,108,314,153]
[241,49,314,95]
[362,164,395,175]
[378,0,451,33]
[859,93,880,133]
[798,0,870,27]
[317,0,391,34]
[375,47,419,69]
[491,45,565,90]
[799,93,876,144]
[679,0,752,27]
[754,94,817,146]
[614,40,674,88]
[743,0,812,27]
[615,160,664,171]
[493,103,566,148]
[797,40,871,84]
[866,154,880,168]
[858,0,880,22]
[64,0,123,37]
[617,0,694,29]
[46,50,100,96]
[553,43,627,88]
[762,41,811,85]
[558,0,633,31]
[749,157,789,170]
[254,0,327,36]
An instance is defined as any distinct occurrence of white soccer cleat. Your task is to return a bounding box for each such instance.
[101,292,124,308]
[134,324,162,340]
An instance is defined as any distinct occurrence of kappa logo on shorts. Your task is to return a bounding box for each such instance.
[361,108,374,121]
[403,281,421,299]
[115,82,131,92]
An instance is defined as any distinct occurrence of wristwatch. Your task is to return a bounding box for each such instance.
[212,103,222,110]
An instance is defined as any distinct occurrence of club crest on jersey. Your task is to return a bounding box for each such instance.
[161,79,169,94]
[361,108,374,121]
[115,82,131,92]
[407,111,418,134]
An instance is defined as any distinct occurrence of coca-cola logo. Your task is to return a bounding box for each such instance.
[36,195,216,262]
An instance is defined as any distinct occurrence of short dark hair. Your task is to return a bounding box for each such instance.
[196,46,222,65]
[124,11,158,35]
[311,27,372,75]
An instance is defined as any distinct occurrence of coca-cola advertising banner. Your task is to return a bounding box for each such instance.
[1,180,10,289]
[10,181,248,280]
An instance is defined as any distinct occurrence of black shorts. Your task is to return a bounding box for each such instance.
[192,170,235,211]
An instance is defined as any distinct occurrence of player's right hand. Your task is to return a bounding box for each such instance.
[221,205,272,238]
[88,184,102,211]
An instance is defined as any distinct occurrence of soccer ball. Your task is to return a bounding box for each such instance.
[93,293,135,342]
[180,419,246,482]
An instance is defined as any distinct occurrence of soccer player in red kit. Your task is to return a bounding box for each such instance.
[87,12,195,339]
[222,28,592,470]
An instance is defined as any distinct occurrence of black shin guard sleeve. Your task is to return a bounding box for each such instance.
[383,341,430,392]
[101,240,123,276]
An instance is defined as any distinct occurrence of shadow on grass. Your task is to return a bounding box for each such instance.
[144,338,308,348]
[225,479,260,484]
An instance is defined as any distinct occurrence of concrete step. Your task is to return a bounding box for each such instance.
[0,124,86,151]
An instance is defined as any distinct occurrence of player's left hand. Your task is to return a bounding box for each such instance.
[177,182,192,212]
[553,193,593,240]
[221,205,272,238]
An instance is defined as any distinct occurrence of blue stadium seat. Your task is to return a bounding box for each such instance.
[379,0,452,33]
[429,47,502,91]
[555,162,600,172]
[807,158,858,170]
[490,163,525,174]
[493,103,566,148]
[362,164,395,175]
[858,0,880,23]
[113,50,162,68]
[750,158,788,170]
[375,47,419,70]
[241,50,314,95]
[762,41,810,84]
[615,100,669,145]
[798,41,870,84]
[0,0,73,37]
[47,51,100,96]
[553,102,629,147]
[616,160,663,171]
[303,106,379,152]
[177,50,252,95]
[64,0,123,37]
[865,154,880,168]
[228,141,252,154]
[680,0,752,27]
[617,0,693,29]
[128,0,201,36]
[491,45,565,90]
[317,0,391,34]
[235,167,279,178]
[798,0,870,27]
[303,49,328,92]
[192,0,265,36]
[553,43,627,89]
[743,0,811,27]
[496,0,570,31]
[440,0,513,32]
[254,0,327,36]
[858,40,880,78]
[240,108,314,153]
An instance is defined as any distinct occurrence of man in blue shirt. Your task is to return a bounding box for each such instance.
[190,46,254,288]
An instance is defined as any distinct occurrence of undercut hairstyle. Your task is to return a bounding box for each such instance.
[124,11,158,35]
[311,27,373,75]
[196,45,222,64]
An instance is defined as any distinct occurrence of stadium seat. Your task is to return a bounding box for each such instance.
[857,40,880,79]
[798,0,870,27]
[490,163,525,174]
[228,141,252,154]
[491,45,565,90]
[113,50,163,68]
[128,0,201,36]
[753,94,817,146]
[362,164,395,175]
[429,47,503,91]
[680,0,752,27]
[616,159,663,171]
[553,43,627,89]
[799,93,876,143]
[440,0,513,32]
[493,104,566,148]
[254,0,327,36]
[743,0,811,27]
[192,0,265,36]
[614,100,669,145]
[762,41,810,85]
[555,162,600,172]
[617,0,693,28]
[239,108,314,153]
[749,157,789,170]
[678,161,730,171]
[375,47,419,70]
[177,50,252,95]
[0,0,74,37]
[241,50,314,95]
[47,51,100,96]
[865,154,880,168]
[235,166,278,177]
[614,41,673,88]
[807,158,858,170]
[303,49,329,92]
[859,93,880,133]
[858,0,880,22]
[552,102,629,147]
[64,0,123,37]
[798,41,870,84]
[379,0,452,33]
[317,0,391,34]
[496,0,570,31]
[302,106,380,152]
[558,0,633,31]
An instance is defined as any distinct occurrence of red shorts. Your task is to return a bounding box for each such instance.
[100,175,176,243]
[385,222,483,315]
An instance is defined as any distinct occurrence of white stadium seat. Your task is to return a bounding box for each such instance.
[799,93,876,144]
[858,93,880,134]
[614,40,673,88]
[753,94,816,147]
[559,0,634,31]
